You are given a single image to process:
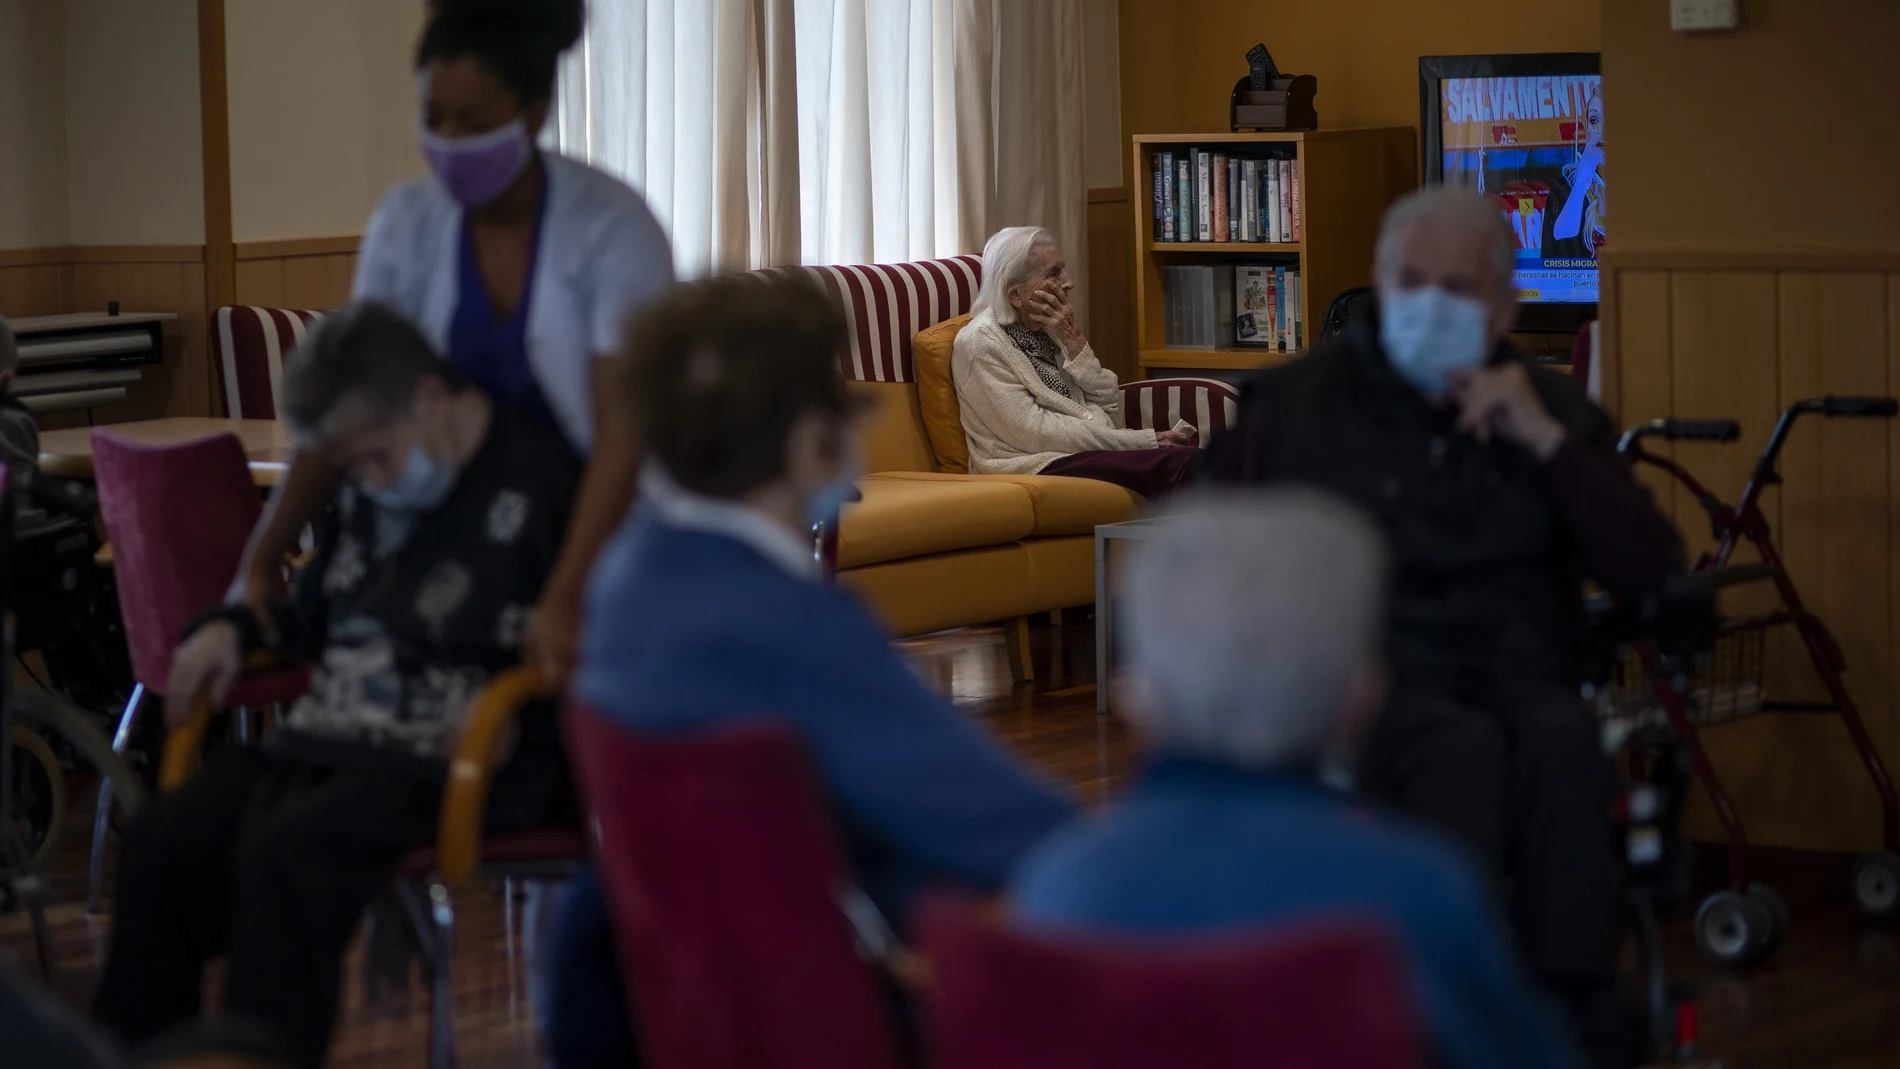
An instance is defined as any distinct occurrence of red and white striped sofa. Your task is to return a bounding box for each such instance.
[766,257,1238,643]
[213,306,327,419]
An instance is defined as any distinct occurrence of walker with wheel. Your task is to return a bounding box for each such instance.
[1608,396,1900,967]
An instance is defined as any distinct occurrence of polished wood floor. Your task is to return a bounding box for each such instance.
[6,615,1900,1067]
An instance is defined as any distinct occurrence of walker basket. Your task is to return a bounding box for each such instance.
[1598,621,1767,740]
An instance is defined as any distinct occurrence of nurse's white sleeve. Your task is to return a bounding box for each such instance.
[586,198,676,356]
[351,190,406,303]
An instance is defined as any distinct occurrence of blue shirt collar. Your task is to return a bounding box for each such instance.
[639,461,819,581]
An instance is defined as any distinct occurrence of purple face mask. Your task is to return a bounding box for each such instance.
[418,120,532,207]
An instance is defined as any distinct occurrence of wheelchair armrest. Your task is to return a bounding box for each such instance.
[158,652,305,791]
[437,666,556,888]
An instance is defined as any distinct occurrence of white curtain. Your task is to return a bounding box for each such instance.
[551,0,1086,318]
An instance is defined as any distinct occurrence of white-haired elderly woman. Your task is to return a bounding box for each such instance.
[1011,489,1585,1069]
[953,226,1198,498]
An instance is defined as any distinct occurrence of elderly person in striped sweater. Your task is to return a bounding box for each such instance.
[953,226,1199,498]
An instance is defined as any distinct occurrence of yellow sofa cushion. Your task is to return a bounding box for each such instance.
[911,313,973,473]
[859,471,1141,538]
[837,475,1036,570]
[849,380,937,474]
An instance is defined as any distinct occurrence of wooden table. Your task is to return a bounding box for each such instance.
[38,417,292,487]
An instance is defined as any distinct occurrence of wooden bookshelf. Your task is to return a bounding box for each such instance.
[1132,127,1416,377]
[1138,348,1303,371]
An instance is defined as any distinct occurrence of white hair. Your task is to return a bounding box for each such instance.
[1373,186,1516,295]
[973,225,1057,326]
[1122,489,1388,770]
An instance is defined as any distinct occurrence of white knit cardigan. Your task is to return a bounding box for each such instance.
[951,309,1159,474]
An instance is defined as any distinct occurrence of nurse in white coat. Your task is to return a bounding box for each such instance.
[234,0,672,681]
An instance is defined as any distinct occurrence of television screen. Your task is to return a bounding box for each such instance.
[1437,73,1603,304]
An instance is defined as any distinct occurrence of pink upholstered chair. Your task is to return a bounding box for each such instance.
[1120,376,1241,448]
[85,430,309,911]
[565,705,908,1069]
[917,898,1423,1069]
[213,306,328,419]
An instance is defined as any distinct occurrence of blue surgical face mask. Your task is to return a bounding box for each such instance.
[360,443,457,514]
[805,444,862,528]
[1378,286,1492,396]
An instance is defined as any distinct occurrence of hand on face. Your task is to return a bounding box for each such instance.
[1450,362,1567,461]
[1020,280,1084,353]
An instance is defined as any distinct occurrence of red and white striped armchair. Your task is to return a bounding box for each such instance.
[213,306,328,419]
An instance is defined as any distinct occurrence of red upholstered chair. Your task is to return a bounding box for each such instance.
[917,898,1423,1069]
[564,704,908,1069]
[85,430,309,911]
[1120,376,1240,448]
[213,306,328,418]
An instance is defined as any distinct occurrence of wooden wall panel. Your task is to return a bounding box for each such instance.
[13,248,214,427]
[233,238,358,310]
[1607,252,1900,851]
[0,265,72,319]
[1086,187,1135,385]
[233,257,286,308]
[1613,269,1676,517]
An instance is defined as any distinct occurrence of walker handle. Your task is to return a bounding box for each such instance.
[1816,396,1899,419]
[1643,419,1742,443]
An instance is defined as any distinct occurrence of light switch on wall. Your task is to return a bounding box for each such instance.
[1671,0,1740,31]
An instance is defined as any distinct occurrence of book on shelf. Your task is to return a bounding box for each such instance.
[1231,156,1246,240]
[1175,156,1191,243]
[1153,153,1170,242]
[1288,270,1302,349]
[1195,150,1211,242]
[1239,159,1256,242]
[1264,162,1281,243]
[1277,160,1293,247]
[1234,265,1273,348]
[1289,161,1302,243]
[1274,266,1287,349]
[1212,154,1228,243]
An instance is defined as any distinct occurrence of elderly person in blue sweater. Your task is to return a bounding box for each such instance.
[543,274,1076,1067]
[1011,489,1582,1069]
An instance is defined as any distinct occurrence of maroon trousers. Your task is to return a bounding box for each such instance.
[1040,445,1199,499]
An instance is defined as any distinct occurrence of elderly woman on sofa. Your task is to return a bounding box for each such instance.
[953,226,1199,498]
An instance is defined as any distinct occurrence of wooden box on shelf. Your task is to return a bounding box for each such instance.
[1131,127,1416,377]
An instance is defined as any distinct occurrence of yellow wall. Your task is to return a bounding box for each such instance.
[1601,0,1900,852]
[1116,0,1600,185]
[0,0,72,250]
[1605,0,1900,252]
[225,0,429,243]
[65,0,204,246]
[1082,0,1123,190]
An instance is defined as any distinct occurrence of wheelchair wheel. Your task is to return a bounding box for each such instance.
[1747,882,1789,957]
[1694,889,1773,966]
[1851,850,1900,919]
[5,724,67,869]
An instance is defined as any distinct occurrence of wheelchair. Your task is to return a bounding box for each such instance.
[3,476,148,980]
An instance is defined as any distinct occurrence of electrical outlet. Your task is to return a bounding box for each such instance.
[1671,0,1739,31]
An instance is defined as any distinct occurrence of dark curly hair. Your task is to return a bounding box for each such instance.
[415,0,585,107]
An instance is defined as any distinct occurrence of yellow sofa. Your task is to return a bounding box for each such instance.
[840,373,1142,642]
[784,257,1233,667]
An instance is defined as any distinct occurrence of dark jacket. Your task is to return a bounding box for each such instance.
[197,403,581,781]
[1204,309,1680,688]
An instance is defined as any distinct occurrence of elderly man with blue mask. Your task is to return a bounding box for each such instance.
[1204,187,1682,1069]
